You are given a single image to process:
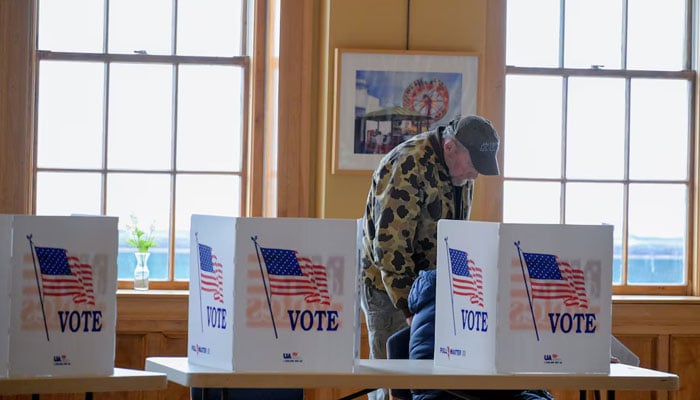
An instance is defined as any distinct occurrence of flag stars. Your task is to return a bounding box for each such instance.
[36,248,72,275]
[261,248,304,276]
[449,248,471,277]
[524,254,564,280]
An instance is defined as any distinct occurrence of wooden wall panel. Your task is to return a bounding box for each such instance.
[615,335,658,369]
[613,335,658,400]
[670,336,700,400]
[116,335,147,370]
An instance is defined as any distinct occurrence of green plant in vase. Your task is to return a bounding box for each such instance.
[126,214,157,290]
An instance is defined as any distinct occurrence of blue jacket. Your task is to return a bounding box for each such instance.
[408,270,442,400]
[408,269,437,363]
[407,270,554,400]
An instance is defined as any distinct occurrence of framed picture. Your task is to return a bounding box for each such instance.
[332,48,479,174]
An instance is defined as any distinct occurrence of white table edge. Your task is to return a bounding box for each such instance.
[0,367,168,395]
[145,357,680,392]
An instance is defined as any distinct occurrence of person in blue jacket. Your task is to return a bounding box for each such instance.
[408,269,555,400]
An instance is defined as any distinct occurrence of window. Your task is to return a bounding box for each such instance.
[34,0,255,289]
[504,0,694,294]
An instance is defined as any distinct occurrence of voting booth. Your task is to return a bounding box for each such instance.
[0,215,118,377]
[434,221,613,374]
[188,215,359,372]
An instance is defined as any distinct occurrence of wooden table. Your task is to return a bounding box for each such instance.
[0,367,168,399]
[145,357,679,400]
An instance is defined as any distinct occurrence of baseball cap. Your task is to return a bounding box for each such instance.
[450,115,500,175]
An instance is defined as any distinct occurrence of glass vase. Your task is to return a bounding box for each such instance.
[133,252,150,290]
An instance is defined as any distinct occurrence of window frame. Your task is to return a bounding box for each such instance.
[30,0,269,290]
[503,0,697,296]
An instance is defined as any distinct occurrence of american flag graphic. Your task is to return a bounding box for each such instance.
[448,248,484,307]
[35,246,95,305]
[260,247,330,306]
[522,252,588,309]
[198,243,224,303]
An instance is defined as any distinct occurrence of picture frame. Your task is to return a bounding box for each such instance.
[332,48,479,174]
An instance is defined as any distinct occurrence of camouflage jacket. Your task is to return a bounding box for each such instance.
[360,128,474,317]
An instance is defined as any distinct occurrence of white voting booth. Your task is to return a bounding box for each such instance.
[434,221,613,374]
[0,215,118,377]
[188,215,359,372]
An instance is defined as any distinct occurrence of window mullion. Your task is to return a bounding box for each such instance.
[558,0,565,68]
[621,78,632,288]
[169,64,179,282]
[621,0,629,69]
[101,62,110,215]
[101,0,110,215]
[685,0,695,70]
[560,76,568,224]
[169,0,179,282]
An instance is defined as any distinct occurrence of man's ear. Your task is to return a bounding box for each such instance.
[444,138,456,153]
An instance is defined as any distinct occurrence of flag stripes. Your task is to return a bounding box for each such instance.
[199,243,224,303]
[260,247,331,306]
[448,248,484,307]
[522,251,588,309]
[35,246,95,305]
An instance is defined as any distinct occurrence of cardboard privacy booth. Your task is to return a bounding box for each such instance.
[188,215,359,372]
[434,221,613,374]
[0,215,118,377]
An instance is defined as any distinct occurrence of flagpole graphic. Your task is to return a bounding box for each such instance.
[195,233,204,332]
[444,237,458,336]
[515,241,540,341]
[27,235,50,342]
[252,236,279,339]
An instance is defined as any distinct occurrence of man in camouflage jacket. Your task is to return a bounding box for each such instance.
[360,115,500,400]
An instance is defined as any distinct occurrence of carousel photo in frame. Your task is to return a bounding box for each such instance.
[332,49,479,173]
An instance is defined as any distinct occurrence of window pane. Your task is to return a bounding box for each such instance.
[174,175,241,280]
[628,184,686,284]
[177,65,244,171]
[108,63,173,169]
[627,0,685,70]
[566,77,625,179]
[504,75,562,178]
[37,61,104,169]
[37,0,104,52]
[564,0,623,69]
[36,172,102,215]
[177,0,243,56]
[629,79,689,180]
[505,0,560,67]
[565,183,623,284]
[503,181,561,223]
[109,0,172,55]
[106,174,171,281]
[565,183,623,231]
